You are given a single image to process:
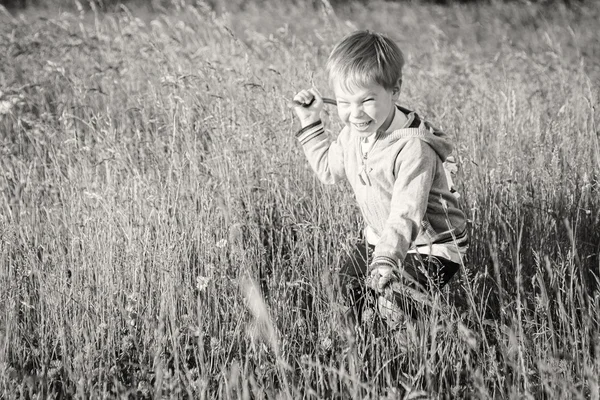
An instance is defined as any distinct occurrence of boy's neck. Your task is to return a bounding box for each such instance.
[363,133,377,144]
[376,105,408,137]
[387,105,409,131]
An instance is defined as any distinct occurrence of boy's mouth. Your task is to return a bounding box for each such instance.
[352,120,372,130]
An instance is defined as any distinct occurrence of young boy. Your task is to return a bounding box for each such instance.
[292,30,468,326]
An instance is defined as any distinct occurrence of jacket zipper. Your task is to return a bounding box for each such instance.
[359,134,379,186]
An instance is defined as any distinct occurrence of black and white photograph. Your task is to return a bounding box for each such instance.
[1,0,599,398]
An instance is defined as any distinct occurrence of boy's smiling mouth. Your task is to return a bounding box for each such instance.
[352,120,372,130]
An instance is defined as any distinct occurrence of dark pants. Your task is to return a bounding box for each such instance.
[339,241,460,325]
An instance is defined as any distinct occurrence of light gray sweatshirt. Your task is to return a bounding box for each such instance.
[296,105,468,268]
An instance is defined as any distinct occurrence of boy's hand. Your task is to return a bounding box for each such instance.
[366,262,398,293]
[292,88,324,127]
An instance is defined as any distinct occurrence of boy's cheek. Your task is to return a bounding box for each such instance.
[365,104,380,116]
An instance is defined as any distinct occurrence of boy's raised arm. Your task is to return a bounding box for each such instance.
[292,89,345,184]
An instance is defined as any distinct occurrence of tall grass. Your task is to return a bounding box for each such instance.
[0,0,599,398]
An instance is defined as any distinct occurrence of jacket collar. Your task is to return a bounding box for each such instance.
[377,105,428,143]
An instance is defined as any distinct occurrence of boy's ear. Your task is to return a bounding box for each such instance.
[391,79,402,100]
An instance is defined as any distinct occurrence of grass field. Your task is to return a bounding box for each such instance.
[1,0,599,398]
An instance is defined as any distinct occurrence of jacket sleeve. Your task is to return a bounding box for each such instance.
[295,120,345,185]
[372,139,436,267]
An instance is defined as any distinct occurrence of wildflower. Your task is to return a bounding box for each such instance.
[44,60,65,75]
[362,307,375,323]
[294,317,306,329]
[137,380,151,398]
[196,276,210,291]
[160,75,177,85]
[319,337,333,351]
[48,360,62,379]
[216,238,227,249]
[126,293,137,303]
[190,326,202,337]
[210,337,221,352]
[0,100,12,115]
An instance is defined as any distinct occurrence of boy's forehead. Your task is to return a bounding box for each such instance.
[332,78,383,96]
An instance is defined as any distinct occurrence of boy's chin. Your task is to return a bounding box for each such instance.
[353,129,377,139]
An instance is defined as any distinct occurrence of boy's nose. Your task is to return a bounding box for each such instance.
[350,104,364,117]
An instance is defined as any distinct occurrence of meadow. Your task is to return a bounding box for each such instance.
[0,0,599,398]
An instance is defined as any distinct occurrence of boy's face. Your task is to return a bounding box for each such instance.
[332,79,400,138]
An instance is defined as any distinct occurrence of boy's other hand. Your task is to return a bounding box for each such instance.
[292,88,324,127]
[366,262,398,293]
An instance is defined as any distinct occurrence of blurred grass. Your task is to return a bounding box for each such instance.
[0,0,599,398]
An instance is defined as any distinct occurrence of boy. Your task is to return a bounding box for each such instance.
[292,30,468,326]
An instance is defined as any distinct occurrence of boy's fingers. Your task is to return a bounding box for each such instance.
[292,90,316,108]
[308,88,323,104]
[378,274,395,291]
[299,97,316,107]
[292,97,315,107]
[367,264,399,292]
[366,272,386,293]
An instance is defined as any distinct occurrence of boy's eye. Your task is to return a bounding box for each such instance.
[363,98,374,103]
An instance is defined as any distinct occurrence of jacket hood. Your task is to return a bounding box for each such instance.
[377,105,453,161]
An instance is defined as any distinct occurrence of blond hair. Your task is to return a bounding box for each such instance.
[326,30,404,92]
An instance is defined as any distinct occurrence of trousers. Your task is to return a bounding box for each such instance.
[338,240,460,324]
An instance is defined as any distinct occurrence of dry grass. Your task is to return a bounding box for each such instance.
[0,0,599,398]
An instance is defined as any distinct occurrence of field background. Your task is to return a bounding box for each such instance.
[1,0,599,398]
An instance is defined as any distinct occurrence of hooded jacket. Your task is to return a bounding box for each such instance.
[296,105,468,268]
